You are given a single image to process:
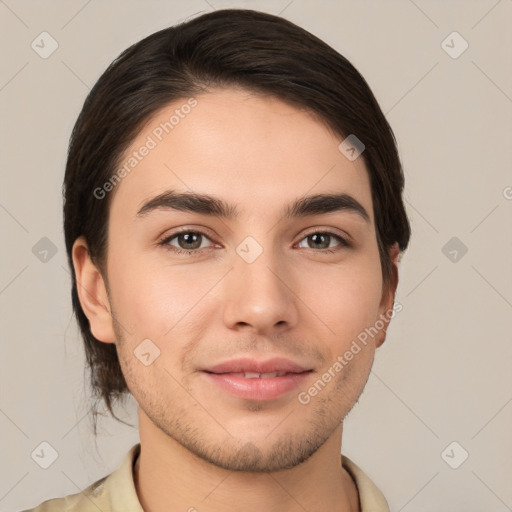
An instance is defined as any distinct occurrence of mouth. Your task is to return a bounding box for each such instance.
[202,357,313,401]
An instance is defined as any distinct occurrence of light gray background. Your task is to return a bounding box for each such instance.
[1,0,511,511]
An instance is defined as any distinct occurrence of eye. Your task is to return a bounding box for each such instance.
[159,230,215,255]
[158,228,351,257]
[297,230,350,253]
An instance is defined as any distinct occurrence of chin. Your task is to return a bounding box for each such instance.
[172,423,334,473]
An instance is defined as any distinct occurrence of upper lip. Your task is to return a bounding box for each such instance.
[204,357,311,374]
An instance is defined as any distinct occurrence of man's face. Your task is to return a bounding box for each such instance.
[86,88,396,471]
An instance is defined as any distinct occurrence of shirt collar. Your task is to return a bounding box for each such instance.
[102,443,388,512]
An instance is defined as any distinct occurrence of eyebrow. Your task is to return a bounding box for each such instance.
[136,190,370,224]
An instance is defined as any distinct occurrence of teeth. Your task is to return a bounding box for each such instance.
[240,371,287,378]
[222,371,289,378]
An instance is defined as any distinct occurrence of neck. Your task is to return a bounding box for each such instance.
[133,409,359,512]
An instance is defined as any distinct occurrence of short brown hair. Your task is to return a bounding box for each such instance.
[63,8,411,433]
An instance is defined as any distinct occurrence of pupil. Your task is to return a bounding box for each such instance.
[181,233,200,249]
[311,233,328,249]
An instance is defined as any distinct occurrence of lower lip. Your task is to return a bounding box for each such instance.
[203,371,312,401]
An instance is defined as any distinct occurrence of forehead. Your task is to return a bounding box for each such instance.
[109,88,373,224]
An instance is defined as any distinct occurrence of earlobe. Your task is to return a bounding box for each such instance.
[375,242,400,348]
[72,236,116,344]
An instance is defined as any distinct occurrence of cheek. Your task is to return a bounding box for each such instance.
[301,257,383,345]
[108,255,217,341]
[106,251,167,335]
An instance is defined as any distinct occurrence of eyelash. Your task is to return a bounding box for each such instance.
[158,228,351,256]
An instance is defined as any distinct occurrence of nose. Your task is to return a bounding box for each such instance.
[222,245,299,336]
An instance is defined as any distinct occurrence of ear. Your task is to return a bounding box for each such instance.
[375,242,400,348]
[72,236,116,344]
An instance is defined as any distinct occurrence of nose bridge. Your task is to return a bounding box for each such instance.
[222,235,297,332]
